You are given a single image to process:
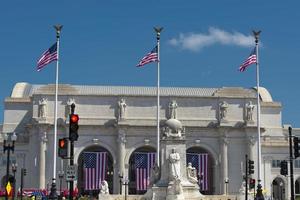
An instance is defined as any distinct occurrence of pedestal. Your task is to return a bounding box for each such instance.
[142,137,204,200]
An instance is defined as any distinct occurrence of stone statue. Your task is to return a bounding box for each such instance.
[219,101,229,120]
[167,178,183,195]
[38,98,47,118]
[117,98,127,120]
[169,148,181,181]
[99,180,109,194]
[169,100,178,119]
[246,101,254,121]
[66,98,76,116]
[187,162,198,184]
[149,163,160,187]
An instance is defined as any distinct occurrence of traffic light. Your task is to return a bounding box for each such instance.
[248,159,254,175]
[58,138,68,158]
[69,114,79,141]
[280,160,288,176]
[249,178,255,189]
[22,168,27,176]
[294,137,300,158]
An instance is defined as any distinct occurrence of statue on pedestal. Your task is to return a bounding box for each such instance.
[186,162,198,184]
[169,100,178,119]
[117,98,127,120]
[169,148,181,181]
[99,180,109,194]
[246,101,254,122]
[219,101,229,121]
[38,98,47,118]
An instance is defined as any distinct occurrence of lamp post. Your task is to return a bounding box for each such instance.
[225,178,229,195]
[3,132,17,200]
[12,163,18,200]
[123,177,128,200]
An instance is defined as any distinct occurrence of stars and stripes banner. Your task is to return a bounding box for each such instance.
[136,46,159,67]
[239,47,257,72]
[135,152,156,191]
[186,153,209,191]
[37,42,58,71]
[83,152,107,191]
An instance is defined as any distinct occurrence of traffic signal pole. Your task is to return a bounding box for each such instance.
[69,104,75,200]
[289,127,295,200]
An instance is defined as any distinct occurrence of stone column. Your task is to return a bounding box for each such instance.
[117,128,126,194]
[39,131,48,188]
[221,135,229,194]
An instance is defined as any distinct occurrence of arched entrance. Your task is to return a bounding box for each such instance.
[272,177,285,200]
[128,146,156,195]
[186,147,214,195]
[77,146,113,196]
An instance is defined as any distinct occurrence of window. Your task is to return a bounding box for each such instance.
[295,160,300,168]
[272,160,282,168]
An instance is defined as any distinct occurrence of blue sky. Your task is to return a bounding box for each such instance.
[1,1,300,127]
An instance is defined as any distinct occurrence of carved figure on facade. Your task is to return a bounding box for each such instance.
[99,180,109,194]
[186,162,198,184]
[163,126,185,139]
[149,163,160,187]
[168,100,178,119]
[66,98,76,116]
[169,148,181,181]
[162,118,185,139]
[167,178,183,195]
[246,101,255,122]
[219,101,229,120]
[117,98,127,120]
[38,98,48,118]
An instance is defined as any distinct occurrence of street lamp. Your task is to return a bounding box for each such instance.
[225,178,229,195]
[3,132,17,200]
[123,177,128,200]
[12,163,17,200]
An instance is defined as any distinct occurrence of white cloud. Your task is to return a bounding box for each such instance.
[168,27,254,51]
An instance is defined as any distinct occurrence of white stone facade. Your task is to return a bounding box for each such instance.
[0,82,297,199]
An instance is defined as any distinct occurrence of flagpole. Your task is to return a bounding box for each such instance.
[154,27,163,167]
[49,24,63,200]
[253,30,264,200]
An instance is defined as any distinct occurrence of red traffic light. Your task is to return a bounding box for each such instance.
[70,114,79,123]
[59,138,67,148]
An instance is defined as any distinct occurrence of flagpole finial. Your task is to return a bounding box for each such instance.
[252,30,261,44]
[54,25,63,38]
[154,27,163,40]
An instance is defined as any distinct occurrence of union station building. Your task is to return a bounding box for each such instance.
[1,82,300,199]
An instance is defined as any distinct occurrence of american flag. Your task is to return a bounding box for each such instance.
[37,42,58,71]
[136,46,159,67]
[186,153,209,191]
[135,152,156,191]
[239,47,257,72]
[83,152,107,191]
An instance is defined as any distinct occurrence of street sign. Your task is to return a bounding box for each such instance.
[66,165,77,181]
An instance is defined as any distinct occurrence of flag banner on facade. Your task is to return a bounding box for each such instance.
[36,42,58,71]
[186,153,209,191]
[136,46,159,67]
[135,152,156,191]
[239,47,257,72]
[83,152,107,190]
